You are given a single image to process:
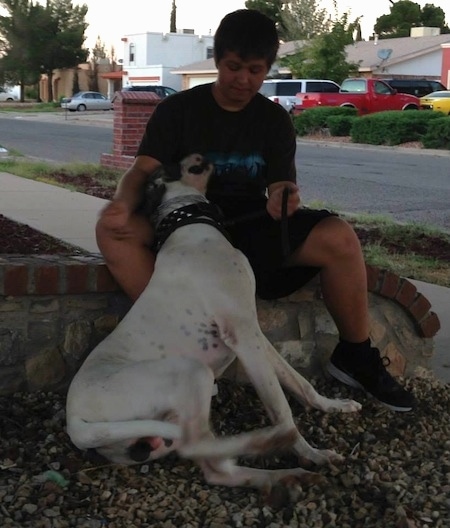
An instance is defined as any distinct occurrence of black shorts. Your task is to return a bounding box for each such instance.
[225,207,336,300]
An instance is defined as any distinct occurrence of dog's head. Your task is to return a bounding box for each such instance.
[140,153,213,219]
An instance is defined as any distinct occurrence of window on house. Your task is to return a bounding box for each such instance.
[206,47,214,59]
[129,43,135,63]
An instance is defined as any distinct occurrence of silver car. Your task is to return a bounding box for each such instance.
[0,87,19,102]
[61,91,112,112]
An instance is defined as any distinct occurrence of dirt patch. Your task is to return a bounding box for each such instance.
[0,214,87,255]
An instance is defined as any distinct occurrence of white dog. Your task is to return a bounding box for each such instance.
[66,154,361,497]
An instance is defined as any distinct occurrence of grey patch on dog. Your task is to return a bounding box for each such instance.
[180,324,192,336]
[186,309,193,316]
[198,337,208,351]
[158,344,165,351]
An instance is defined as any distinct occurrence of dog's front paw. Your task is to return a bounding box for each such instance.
[263,471,327,509]
[301,447,344,466]
[326,398,362,413]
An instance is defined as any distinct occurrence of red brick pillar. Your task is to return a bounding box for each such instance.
[100,91,160,171]
[441,43,450,89]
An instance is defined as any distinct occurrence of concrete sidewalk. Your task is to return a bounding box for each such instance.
[0,171,448,383]
[0,171,107,253]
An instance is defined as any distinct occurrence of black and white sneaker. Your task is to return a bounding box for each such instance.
[327,342,416,412]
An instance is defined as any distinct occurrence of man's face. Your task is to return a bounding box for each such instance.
[214,51,270,110]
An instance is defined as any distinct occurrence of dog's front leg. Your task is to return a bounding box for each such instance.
[219,321,347,465]
[262,337,362,413]
[199,457,325,497]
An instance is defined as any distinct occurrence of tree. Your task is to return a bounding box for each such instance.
[39,0,89,101]
[245,0,286,37]
[280,0,332,40]
[280,13,360,84]
[0,0,41,100]
[87,36,106,92]
[421,3,449,33]
[374,1,449,39]
[0,0,89,101]
[170,0,176,33]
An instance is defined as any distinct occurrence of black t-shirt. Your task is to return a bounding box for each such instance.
[136,83,297,217]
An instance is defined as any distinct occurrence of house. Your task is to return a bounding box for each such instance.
[346,28,450,86]
[171,28,450,89]
[118,29,215,94]
[40,60,122,102]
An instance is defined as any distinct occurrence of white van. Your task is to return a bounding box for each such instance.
[259,79,340,112]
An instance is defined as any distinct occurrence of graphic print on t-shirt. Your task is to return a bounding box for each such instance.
[207,151,265,180]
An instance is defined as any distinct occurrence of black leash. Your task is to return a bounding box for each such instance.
[281,186,291,259]
[223,186,292,260]
[154,188,292,258]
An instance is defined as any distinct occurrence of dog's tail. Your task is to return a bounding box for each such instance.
[66,416,182,450]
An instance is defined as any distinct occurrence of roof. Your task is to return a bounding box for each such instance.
[345,33,450,73]
[101,70,126,80]
[171,33,450,76]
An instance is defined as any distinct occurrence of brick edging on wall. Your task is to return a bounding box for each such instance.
[0,254,118,297]
[0,255,440,339]
[366,264,440,338]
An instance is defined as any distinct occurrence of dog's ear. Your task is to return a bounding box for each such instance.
[138,166,167,218]
[160,162,183,182]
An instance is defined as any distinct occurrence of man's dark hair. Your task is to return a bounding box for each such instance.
[214,9,279,68]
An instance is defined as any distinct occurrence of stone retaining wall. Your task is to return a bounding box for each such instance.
[0,253,440,395]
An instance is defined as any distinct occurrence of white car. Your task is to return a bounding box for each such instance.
[0,87,19,102]
[61,91,112,112]
[259,79,341,112]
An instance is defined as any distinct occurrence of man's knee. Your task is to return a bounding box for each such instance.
[319,217,361,256]
[96,214,153,261]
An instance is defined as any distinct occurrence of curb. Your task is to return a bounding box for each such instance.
[296,137,450,157]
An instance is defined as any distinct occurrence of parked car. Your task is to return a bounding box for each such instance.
[121,85,177,98]
[259,79,340,112]
[61,91,112,112]
[383,78,447,98]
[420,90,450,114]
[0,87,19,102]
[293,78,420,116]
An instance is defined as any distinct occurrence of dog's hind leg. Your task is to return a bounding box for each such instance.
[66,356,216,459]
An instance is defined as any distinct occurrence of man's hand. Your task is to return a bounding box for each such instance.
[267,182,300,220]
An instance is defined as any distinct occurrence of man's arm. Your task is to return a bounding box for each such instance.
[114,155,161,211]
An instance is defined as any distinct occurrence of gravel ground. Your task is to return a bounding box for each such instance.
[1,373,449,528]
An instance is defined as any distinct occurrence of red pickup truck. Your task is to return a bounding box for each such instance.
[293,78,420,115]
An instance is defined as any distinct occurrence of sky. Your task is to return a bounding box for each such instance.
[75,0,450,55]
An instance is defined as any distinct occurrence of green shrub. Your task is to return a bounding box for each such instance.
[292,106,357,136]
[326,115,358,136]
[25,86,39,100]
[422,117,450,150]
[350,114,386,144]
[350,110,443,145]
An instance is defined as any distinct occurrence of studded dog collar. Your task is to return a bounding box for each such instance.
[153,202,231,253]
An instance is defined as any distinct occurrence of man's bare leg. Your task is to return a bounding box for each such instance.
[288,215,415,412]
[96,203,154,301]
[288,215,369,342]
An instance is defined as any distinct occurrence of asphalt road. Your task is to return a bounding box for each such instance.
[295,141,450,231]
[1,111,449,231]
[0,111,113,164]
